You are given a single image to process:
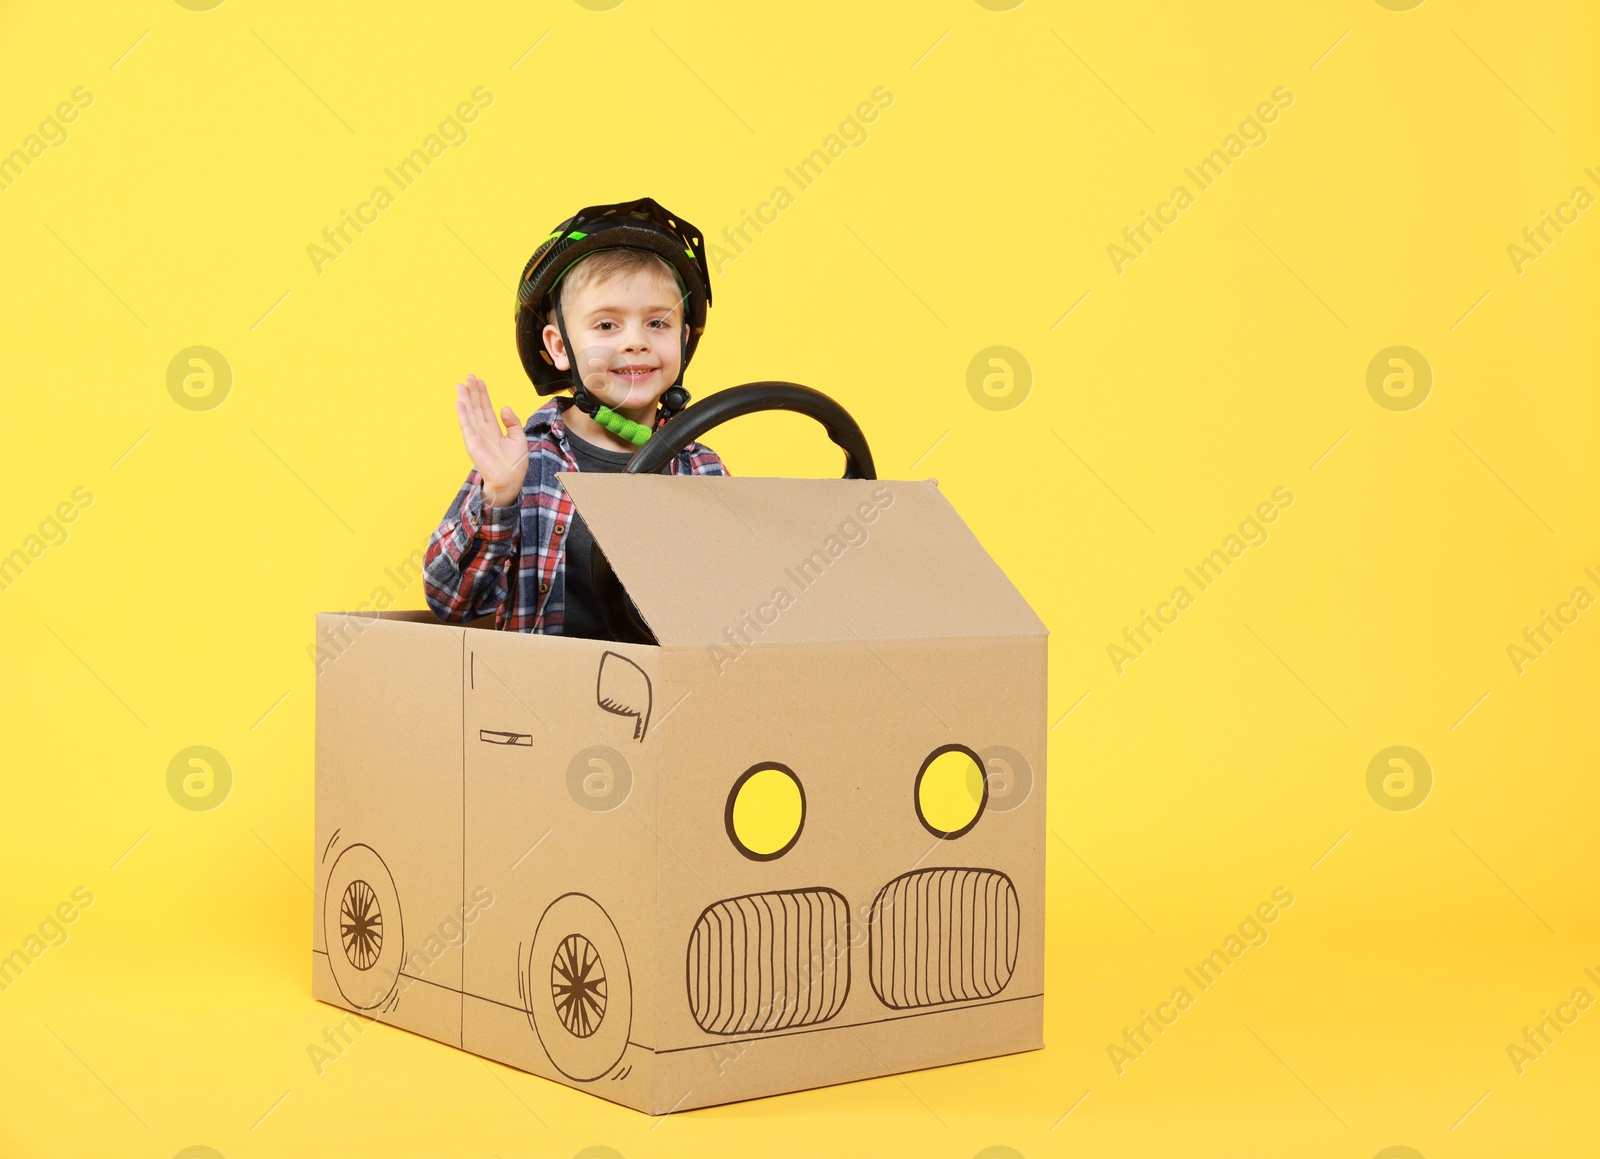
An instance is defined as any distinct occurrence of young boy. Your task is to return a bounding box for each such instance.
[423,198,727,638]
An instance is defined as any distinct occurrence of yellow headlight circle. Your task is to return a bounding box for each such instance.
[915,745,987,838]
[726,764,806,860]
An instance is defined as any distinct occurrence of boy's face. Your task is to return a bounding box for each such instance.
[542,269,686,412]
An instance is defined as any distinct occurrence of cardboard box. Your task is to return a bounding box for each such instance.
[313,475,1048,1113]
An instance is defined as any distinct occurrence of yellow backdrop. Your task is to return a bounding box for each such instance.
[1,0,1596,1156]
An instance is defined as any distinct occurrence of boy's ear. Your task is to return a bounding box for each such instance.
[542,322,569,371]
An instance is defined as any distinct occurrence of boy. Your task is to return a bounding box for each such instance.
[423,198,727,638]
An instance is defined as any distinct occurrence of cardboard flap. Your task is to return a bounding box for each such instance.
[558,474,1045,647]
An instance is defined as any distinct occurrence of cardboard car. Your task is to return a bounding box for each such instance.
[313,384,1049,1113]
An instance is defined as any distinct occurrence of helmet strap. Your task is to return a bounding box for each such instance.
[553,296,600,417]
[654,320,692,429]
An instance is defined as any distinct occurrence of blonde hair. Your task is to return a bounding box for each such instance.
[552,248,683,320]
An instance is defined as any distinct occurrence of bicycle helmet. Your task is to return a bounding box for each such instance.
[514,197,712,431]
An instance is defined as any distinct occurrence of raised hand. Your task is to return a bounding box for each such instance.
[454,374,528,508]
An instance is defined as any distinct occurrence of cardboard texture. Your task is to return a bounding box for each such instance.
[314,478,1048,1113]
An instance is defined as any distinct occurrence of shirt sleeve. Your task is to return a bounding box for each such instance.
[423,469,521,624]
[683,441,729,477]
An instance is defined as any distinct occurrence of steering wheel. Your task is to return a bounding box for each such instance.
[591,381,877,643]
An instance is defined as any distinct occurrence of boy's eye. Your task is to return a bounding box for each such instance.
[589,317,676,332]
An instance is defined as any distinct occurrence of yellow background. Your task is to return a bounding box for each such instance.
[1,0,1596,1156]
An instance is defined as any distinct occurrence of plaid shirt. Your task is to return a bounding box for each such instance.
[423,396,728,633]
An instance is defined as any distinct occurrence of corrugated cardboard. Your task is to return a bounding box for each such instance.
[314,477,1048,1113]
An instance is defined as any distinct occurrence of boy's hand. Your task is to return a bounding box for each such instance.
[454,374,528,509]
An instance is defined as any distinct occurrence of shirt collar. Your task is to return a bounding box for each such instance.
[526,395,572,439]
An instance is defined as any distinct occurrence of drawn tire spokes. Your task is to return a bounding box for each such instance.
[322,843,404,1011]
[340,879,384,970]
[524,893,632,1082]
[551,933,607,1037]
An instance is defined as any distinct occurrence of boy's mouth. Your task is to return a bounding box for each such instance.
[610,364,658,383]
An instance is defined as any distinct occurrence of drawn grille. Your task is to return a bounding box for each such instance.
[869,868,1018,1009]
[686,888,851,1034]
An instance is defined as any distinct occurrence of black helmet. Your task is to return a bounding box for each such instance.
[514,197,712,417]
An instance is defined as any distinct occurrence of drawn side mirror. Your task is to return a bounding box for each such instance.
[596,651,652,742]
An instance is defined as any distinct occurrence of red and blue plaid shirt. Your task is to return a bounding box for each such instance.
[423,396,728,633]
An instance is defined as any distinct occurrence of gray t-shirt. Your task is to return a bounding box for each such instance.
[560,427,636,639]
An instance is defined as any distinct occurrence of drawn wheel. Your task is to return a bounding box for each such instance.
[526,894,631,1081]
[341,880,384,969]
[323,843,404,1010]
[551,933,606,1037]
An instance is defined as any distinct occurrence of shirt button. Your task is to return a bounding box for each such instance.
[539,582,549,594]
[554,523,565,535]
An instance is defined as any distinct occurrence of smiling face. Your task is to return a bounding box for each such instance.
[541,257,687,413]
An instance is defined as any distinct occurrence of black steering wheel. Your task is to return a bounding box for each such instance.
[591,381,877,643]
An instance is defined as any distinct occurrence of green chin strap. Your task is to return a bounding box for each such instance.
[592,404,655,446]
